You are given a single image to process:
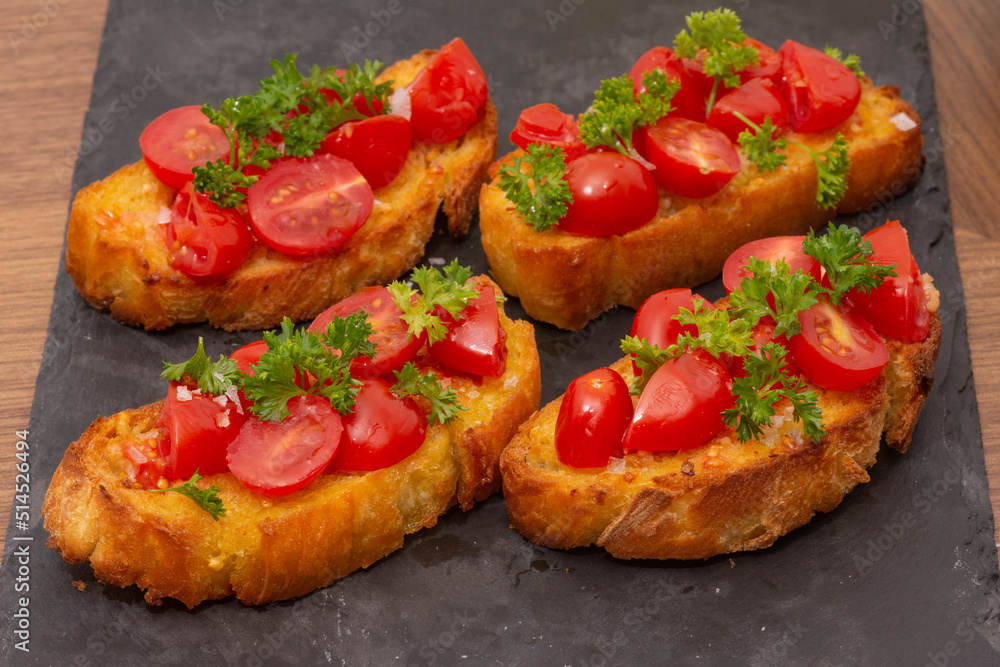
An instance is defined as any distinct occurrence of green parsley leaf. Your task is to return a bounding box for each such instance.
[824,46,865,79]
[736,114,787,173]
[388,262,480,344]
[811,134,851,209]
[636,70,681,127]
[241,315,374,421]
[722,343,825,443]
[620,336,676,396]
[497,143,573,232]
[727,258,821,338]
[392,362,466,426]
[674,9,759,113]
[161,338,241,396]
[579,75,645,154]
[802,223,897,305]
[148,471,226,520]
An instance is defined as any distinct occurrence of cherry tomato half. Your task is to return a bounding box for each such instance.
[509,103,586,161]
[247,154,374,257]
[559,152,659,236]
[157,381,248,479]
[789,298,889,391]
[165,182,253,278]
[308,286,425,379]
[430,284,507,377]
[707,77,790,144]
[140,105,230,189]
[848,221,931,342]
[740,37,782,84]
[229,340,269,376]
[628,46,706,121]
[555,368,633,468]
[623,352,734,452]
[227,394,343,496]
[630,288,709,376]
[722,235,821,293]
[408,38,489,144]
[329,379,427,472]
[642,117,741,198]
[778,40,861,133]
[318,114,411,190]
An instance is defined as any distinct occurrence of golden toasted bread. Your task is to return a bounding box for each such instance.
[480,82,923,330]
[499,308,940,560]
[66,49,498,331]
[42,279,540,608]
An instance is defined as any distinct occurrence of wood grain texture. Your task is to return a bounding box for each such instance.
[0,0,997,558]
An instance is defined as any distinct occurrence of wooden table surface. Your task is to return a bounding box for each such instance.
[1,0,998,561]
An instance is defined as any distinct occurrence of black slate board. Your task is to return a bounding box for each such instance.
[3,1,1000,664]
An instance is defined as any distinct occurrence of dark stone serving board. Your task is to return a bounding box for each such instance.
[3,0,1000,664]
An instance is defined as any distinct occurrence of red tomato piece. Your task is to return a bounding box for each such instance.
[623,352,734,452]
[555,368,633,468]
[321,71,385,117]
[246,154,374,257]
[789,299,889,391]
[740,37,782,84]
[122,440,167,489]
[509,103,587,161]
[318,114,411,190]
[722,235,822,293]
[630,288,710,375]
[629,46,706,121]
[642,117,741,198]
[848,221,931,342]
[778,40,861,133]
[227,394,343,496]
[308,286,425,379]
[156,381,248,479]
[140,105,230,189]
[430,285,507,377]
[559,152,659,236]
[329,379,427,471]
[229,340,269,376]
[408,38,488,143]
[707,77,790,143]
[165,182,253,278]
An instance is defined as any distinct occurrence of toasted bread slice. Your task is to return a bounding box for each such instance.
[66,49,498,331]
[480,82,923,330]
[42,279,540,608]
[499,309,940,560]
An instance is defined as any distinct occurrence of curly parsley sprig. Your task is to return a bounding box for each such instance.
[727,257,821,338]
[735,112,851,209]
[579,70,680,154]
[673,8,759,114]
[824,47,865,79]
[497,143,573,232]
[388,261,480,344]
[148,471,226,520]
[803,223,897,304]
[162,337,241,396]
[392,363,466,425]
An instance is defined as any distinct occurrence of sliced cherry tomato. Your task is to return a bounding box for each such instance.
[630,288,710,376]
[229,340,269,376]
[308,286,425,379]
[509,103,586,161]
[555,368,633,468]
[408,38,488,143]
[227,394,343,496]
[740,37,782,84]
[318,114,411,189]
[140,105,230,189]
[122,440,167,489]
[247,154,374,257]
[722,235,822,293]
[707,77,790,143]
[165,182,253,278]
[559,152,659,236]
[848,221,931,341]
[778,40,862,133]
[642,117,741,198]
[623,352,734,452]
[629,46,706,121]
[430,285,507,377]
[727,320,801,384]
[329,379,427,471]
[156,381,248,479]
[789,298,889,391]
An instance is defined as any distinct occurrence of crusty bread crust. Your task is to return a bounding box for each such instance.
[499,310,940,560]
[42,278,540,607]
[66,49,498,331]
[480,82,923,330]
